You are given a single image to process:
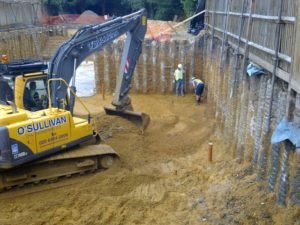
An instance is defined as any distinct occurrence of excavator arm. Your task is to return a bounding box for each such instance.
[48,9,149,129]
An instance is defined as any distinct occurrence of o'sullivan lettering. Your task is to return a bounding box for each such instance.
[17,116,67,135]
[87,31,119,51]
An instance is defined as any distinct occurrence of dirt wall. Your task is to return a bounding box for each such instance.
[203,35,300,206]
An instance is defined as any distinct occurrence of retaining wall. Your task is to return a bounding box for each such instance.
[0,26,204,96]
[0,26,65,60]
[203,34,300,206]
[94,37,203,95]
[204,0,300,207]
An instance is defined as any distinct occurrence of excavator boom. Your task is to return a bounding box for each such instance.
[49,9,149,130]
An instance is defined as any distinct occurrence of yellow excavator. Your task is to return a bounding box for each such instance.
[0,9,149,190]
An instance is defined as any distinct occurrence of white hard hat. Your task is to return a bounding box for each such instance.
[178,64,183,69]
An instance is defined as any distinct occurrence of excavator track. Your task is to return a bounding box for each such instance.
[0,144,119,191]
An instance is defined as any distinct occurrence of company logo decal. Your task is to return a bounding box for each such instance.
[87,31,119,51]
[17,116,67,135]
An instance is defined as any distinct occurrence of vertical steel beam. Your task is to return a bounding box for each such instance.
[210,0,217,57]
[241,0,255,75]
[286,0,300,122]
[265,0,283,133]
[230,0,247,98]
[219,0,231,70]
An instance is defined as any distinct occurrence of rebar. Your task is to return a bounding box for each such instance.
[291,152,300,204]
[268,90,288,190]
[257,79,273,180]
[277,142,293,205]
[268,143,281,190]
[252,76,267,164]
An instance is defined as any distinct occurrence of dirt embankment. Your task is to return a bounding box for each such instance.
[0,95,299,225]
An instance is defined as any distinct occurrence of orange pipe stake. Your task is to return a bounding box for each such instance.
[208,142,213,162]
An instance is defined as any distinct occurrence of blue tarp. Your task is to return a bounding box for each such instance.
[246,63,265,77]
[271,119,300,148]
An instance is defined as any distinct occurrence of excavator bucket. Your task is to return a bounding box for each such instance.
[104,106,150,131]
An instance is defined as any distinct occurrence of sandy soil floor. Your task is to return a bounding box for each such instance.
[0,94,299,225]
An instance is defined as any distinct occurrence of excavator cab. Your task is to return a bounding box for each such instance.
[22,76,48,111]
[0,59,49,111]
[0,60,47,113]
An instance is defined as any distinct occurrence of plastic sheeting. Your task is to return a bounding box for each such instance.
[246,63,265,76]
[271,119,300,147]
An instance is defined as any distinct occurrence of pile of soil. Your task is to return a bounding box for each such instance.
[146,20,186,41]
[0,94,298,225]
[74,10,105,24]
[40,12,107,25]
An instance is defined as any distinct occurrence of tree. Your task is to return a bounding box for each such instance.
[42,0,102,15]
[42,0,185,20]
[151,0,183,20]
[121,0,184,20]
[42,0,62,15]
[122,0,147,9]
[121,0,154,18]
[101,0,106,15]
[181,0,197,17]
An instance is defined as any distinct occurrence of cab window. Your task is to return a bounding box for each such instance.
[24,78,48,111]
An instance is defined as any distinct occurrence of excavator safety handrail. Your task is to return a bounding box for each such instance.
[47,78,94,125]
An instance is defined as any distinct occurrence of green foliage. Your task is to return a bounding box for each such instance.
[152,0,183,20]
[181,0,197,17]
[42,0,189,21]
[42,0,62,15]
[121,0,147,10]
[42,0,100,15]
[122,0,184,20]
